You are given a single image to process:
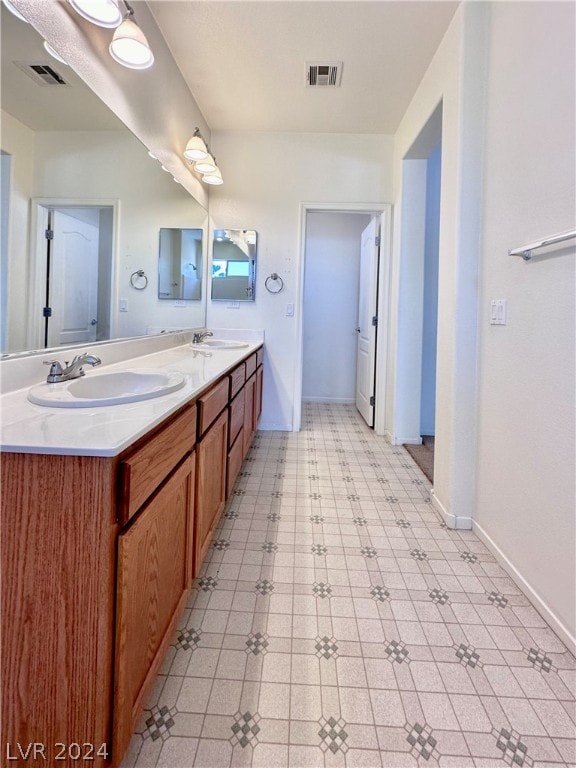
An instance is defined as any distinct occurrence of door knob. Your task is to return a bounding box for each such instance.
[91,319,97,325]
[355,327,361,332]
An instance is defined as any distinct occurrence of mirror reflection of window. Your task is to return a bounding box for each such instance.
[158,228,203,300]
[211,229,257,301]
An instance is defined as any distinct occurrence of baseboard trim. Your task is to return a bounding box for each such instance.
[258,422,293,431]
[430,489,472,530]
[473,519,576,655]
[387,434,423,446]
[301,397,355,404]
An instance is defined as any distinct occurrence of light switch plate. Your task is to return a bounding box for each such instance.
[490,299,507,325]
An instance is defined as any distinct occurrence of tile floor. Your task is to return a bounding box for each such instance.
[121,403,576,768]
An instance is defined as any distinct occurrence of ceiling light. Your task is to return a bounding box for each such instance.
[43,41,68,65]
[183,133,208,162]
[109,16,154,69]
[202,168,224,186]
[69,0,122,28]
[2,0,28,22]
[195,154,217,174]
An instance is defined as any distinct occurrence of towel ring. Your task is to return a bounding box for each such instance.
[265,273,284,293]
[130,269,148,290]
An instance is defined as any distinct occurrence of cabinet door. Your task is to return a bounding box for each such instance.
[113,453,195,763]
[195,409,228,575]
[256,365,263,422]
[243,373,257,457]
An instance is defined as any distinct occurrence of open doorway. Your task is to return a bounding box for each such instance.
[395,104,442,482]
[29,199,117,349]
[302,211,371,405]
[295,203,391,433]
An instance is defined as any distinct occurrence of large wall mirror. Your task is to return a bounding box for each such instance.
[211,229,257,302]
[0,6,208,356]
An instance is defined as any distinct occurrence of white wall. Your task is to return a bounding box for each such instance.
[474,2,575,647]
[390,3,488,528]
[420,143,441,435]
[208,131,393,429]
[1,111,35,352]
[302,212,370,402]
[27,129,207,343]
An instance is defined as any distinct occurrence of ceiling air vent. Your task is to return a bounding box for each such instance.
[306,61,342,88]
[14,61,69,86]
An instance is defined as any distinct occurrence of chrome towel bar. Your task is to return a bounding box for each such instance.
[509,229,576,260]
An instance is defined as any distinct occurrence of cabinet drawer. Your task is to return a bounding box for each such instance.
[245,353,257,379]
[119,406,196,524]
[229,389,245,448]
[256,347,264,368]
[229,362,246,399]
[198,378,229,437]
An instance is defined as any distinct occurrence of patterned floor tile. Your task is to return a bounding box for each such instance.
[125,404,575,767]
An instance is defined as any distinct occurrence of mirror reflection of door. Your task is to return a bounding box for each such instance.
[38,204,114,348]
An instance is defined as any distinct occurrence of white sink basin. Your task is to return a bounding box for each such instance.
[192,339,249,350]
[28,369,186,408]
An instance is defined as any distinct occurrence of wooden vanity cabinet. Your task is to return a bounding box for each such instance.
[1,345,263,767]
[194,408,228,575]
[113,453,195,762]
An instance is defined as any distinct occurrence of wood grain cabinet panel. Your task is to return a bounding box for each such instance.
[229,362,246,399]
[1,453,117,766]
[118,405,196,524]
[198,378,229,437]
[245,352,257,379]
[256,364,263,422]
[194,409,228,575]
[243,373,257,458]
[229,388,245,448]
[227,428,244,497]
[113,453,195,763]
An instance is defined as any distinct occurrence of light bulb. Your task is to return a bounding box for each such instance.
[203,169,224,186]
[183,135,208,162]
[109,18,154,70]
[195,154,217,174]
[69,0,122,28]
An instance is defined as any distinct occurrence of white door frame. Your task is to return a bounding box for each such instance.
[28,198,120,350]
[294,202,392,434]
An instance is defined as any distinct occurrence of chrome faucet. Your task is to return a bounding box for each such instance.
[44,352,101,383]
[192,330,214,344]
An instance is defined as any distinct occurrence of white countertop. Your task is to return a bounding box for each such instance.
[0,341,262,457]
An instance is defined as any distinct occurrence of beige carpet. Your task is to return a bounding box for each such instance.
[403,435,434,483]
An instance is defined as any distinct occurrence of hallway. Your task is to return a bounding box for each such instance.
[122,404,576,768]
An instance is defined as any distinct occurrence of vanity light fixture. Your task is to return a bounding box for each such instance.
[68,0,123,28]
[1,0,28,22]
[182,128,224,185]
[183,130,209,162]
[109,3,154,70]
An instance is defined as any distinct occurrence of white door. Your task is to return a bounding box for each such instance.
[356,217,380,426]
[48,210,99,346]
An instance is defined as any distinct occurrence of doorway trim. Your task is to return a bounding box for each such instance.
[28,198,120,350]
[294,201,392,433]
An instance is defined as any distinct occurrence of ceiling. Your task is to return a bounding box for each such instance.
[0,4,125,131]
[1,1,459,137]
[148,0,459,134]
